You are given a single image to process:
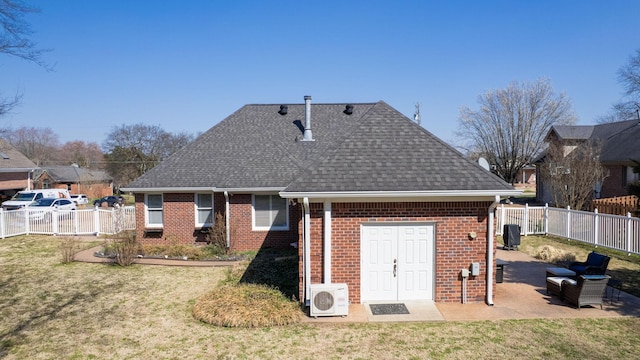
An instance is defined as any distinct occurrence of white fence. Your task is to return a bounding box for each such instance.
[496,204,640,255]
[0,206,136,238]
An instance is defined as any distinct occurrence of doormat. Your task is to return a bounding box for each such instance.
[369,303,410,315]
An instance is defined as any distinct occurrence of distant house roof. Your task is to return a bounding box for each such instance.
[125,100,516,197]
[35,166,111,183]
[547,119,640,164]
[0,138,38,172]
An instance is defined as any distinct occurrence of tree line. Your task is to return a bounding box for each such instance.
[0,124,194,189]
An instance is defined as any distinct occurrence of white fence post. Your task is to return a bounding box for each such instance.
[94,206,101,235]
[627,212,632,254]
[594,208,599,246]
[523,203,529,236]
[0,208,4,239]
[544,203,549,234]
[566,206,571,239]
[499,203,505,235]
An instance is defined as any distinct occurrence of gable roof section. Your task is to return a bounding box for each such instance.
[35,166,111,183]
[547,125,594,141]
[125,100,516,197]
[282,102,513,195]
[0,138,38,171]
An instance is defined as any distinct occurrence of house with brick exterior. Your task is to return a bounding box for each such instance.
[0,138,38,203]
[33,165,113,200]
[123,96,519,307]
[536,119,640,204]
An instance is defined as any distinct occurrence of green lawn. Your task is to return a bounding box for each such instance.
[1,235,639,359]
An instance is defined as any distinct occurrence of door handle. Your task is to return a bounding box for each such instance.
[393,259,397,277]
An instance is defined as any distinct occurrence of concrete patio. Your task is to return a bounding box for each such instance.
[304,247,640,323]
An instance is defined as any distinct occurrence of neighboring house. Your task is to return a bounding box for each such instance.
[33,165,113,199]
[123,97,519,306]
[536,119,640,205]
[0,138,38,203]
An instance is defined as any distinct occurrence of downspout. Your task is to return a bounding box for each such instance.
[303,197,311,305]
[487,195,500,306]
[224,191,230,248]
[323,200,331,284]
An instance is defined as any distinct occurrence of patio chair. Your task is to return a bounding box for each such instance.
[567,251,610,276]
[561,275,610,310]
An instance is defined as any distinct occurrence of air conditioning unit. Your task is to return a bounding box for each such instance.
[309,283,349,318]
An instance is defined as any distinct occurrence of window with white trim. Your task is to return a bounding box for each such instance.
[252,194,288,231]
[195,193,213,227]
[145,194,163,228]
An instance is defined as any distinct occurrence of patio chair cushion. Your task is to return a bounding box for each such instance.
[568,252,610,276]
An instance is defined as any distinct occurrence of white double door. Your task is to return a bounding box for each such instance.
[361,224,435,302]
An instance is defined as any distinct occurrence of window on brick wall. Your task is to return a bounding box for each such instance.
[145,194,163,228]
[252,194,288,231]
[195,193,213,227]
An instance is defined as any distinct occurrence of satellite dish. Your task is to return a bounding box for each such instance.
[478,157,490,171]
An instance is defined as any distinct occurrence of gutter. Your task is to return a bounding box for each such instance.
[486,195,500,306]
[303,197,311,305]
[224,191,230,248]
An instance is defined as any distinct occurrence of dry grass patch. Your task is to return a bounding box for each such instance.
[533,244,576,263]
[192,284,302,327]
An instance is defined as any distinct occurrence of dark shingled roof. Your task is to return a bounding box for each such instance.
[127,100,513,193]
[549,119,640,164]
[35,166,111,183]
[0,138,37,170]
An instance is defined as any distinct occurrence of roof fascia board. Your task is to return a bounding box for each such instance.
[120,187,286,193]
[0,168,38,172]
[121,187,217,193]
[280,190,522,201]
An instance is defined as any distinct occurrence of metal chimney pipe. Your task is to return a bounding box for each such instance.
[302,95,313,141]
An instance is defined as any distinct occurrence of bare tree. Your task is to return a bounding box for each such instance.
[102,123,194,187]
[4,126,59,166]
[458,78,576,184]
[55,141,105,168]
[600,48,640,123]
[1,0,49,118]
[540,140,607,210]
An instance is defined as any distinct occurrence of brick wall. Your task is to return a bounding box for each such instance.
[601,165,628,198]
[298,201,495,304]
[135,192,299,251]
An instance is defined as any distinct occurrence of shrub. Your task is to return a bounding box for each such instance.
[205,212,229,255]
[59,237,79,264]
[192,284,302,328]
[110,231,138,266]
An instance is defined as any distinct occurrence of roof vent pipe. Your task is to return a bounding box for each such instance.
[302,95,314,141]
[344,104,353,115]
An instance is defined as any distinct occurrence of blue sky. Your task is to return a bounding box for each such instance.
[3,0,640,148]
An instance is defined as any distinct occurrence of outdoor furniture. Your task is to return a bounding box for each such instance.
[546,267,576,279]
[496,259,508,283]
[502,224,520,250]
[568,251,610,276]
[561,275,610,310]
[546,276,575,297]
